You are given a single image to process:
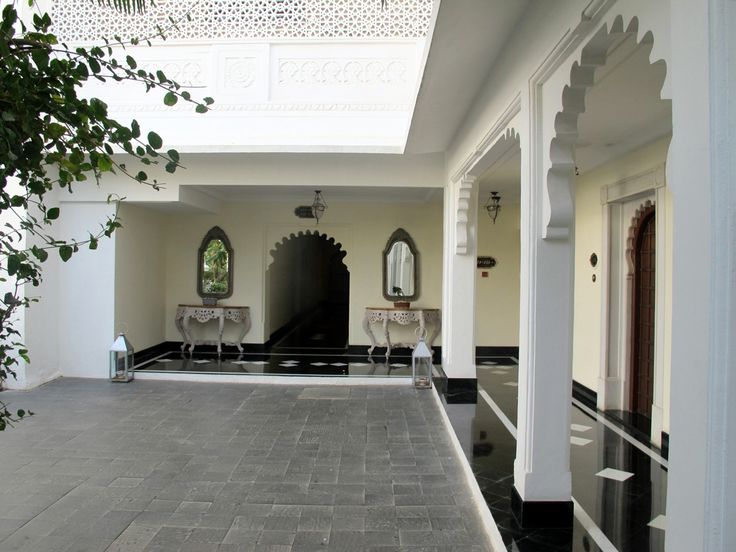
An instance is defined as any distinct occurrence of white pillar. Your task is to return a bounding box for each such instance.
[667,1,736,550]
[512,97,574,526]
[441,176,478,381]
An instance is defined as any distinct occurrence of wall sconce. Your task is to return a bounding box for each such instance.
[311,190,327,224]
[485,191,501,224]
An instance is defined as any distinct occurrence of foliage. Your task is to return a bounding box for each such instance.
[0,0,213,429]
[202,239,228,293]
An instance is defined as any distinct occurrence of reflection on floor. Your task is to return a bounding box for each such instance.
[136,350,415,378]
[270,302,350,351]
[442,357,668,552]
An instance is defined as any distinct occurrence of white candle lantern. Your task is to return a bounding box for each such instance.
[109,333,134,383]
[412,334,433,389]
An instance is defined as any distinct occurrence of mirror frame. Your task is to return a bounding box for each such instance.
[382,228,419,302]
[197,226,234,300]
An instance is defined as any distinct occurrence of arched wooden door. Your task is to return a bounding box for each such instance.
[630,206,656,418]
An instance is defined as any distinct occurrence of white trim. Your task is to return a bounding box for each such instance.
[450,95,521,184]
[430,389,505,552]
[135,371,412,386]
[600,164,666,204]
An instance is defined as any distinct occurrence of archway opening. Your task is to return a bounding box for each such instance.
[266,231,349,350]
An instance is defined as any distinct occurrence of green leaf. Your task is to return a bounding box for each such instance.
[131,120,140,138]
[59,246,73,262]
[195,104,208,114]
[47,123,66,140]
[136,171,148,181]
[163,92,177,106]
[203,97,214,105]
[46,207,60,220]
[165,162,177,173]
[147,132,162,150]
[167,149,180,163]
[98,156,112,172]
[125,55,137,69]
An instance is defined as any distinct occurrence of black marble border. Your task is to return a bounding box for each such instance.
[445,378,477,404]
[510,487,574,528]
[572,380,597,411]
[476,345,519,357]
[661,431,669,459]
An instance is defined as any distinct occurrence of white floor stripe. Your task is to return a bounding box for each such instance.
[430,389,506,552]
[572,498,619,552]
[478,388,517,438]
[477,385,620,552]
[571,397,668,469]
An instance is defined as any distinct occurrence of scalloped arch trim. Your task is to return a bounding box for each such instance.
[545,15,666,239]
[267,230,348,269]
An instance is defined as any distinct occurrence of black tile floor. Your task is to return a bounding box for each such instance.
[442,357,668,552]
[135,350,417,378]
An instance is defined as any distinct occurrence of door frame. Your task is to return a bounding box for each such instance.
[597,164,668,446]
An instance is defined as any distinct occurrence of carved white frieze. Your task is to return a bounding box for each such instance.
[140,60,205,87]
[278,59,408,86]
[224,57,257,89]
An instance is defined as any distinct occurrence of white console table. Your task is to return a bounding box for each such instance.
[175,305,251,354]
[362,307,441,358]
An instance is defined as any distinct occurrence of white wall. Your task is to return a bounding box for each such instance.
[572,137,672,429]
[57,202,117,379]
[114,204,167,351]
[475,204,520,347]
[162,200,443,347]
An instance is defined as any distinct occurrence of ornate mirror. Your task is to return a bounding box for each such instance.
[382,228,419,302]
[197,226,234,300]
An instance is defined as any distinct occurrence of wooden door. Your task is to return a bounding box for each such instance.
[631,208,656,417]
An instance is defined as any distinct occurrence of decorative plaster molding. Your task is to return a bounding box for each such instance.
[224,57,257,89]
[600,164,666,204]
[455,176,476,255]
[140,60,205,87]
[278,59,408,86]
[451,94,521,183]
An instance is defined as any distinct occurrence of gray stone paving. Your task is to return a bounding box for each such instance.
[0,378,491,551]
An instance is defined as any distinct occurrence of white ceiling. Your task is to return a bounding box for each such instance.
[404,0,531,154]
[186,185,443,204]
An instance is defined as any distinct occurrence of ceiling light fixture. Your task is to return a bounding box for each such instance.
[485,191,501,224]
[311,190,327,224]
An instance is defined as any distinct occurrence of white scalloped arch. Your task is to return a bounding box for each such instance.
[267,230,348,270]
[545,15,669,239]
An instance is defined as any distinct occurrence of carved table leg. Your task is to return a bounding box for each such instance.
[234,313,250,353]
[363,314,378,356]
[175,309,188,351]
[182,314,195,353]
[383,317,391,359]
[217,312,225,355]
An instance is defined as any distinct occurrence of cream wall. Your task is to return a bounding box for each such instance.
[475,204,521,347]
[572,136,672,431]
[114,204,167,352]
[161,200,443,347]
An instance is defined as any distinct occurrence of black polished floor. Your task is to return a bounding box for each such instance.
[442,358,668,552]
[136,350,417,378]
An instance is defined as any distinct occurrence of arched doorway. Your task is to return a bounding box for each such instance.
[266,231,349,350]
[630,204,656,420]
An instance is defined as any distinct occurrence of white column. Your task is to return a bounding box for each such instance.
[441,176,478,380]
[667,1,736,550]
[513,96,574,521]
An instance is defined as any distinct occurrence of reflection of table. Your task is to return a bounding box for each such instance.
[362,307,441,358]
[175,305,251,354]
